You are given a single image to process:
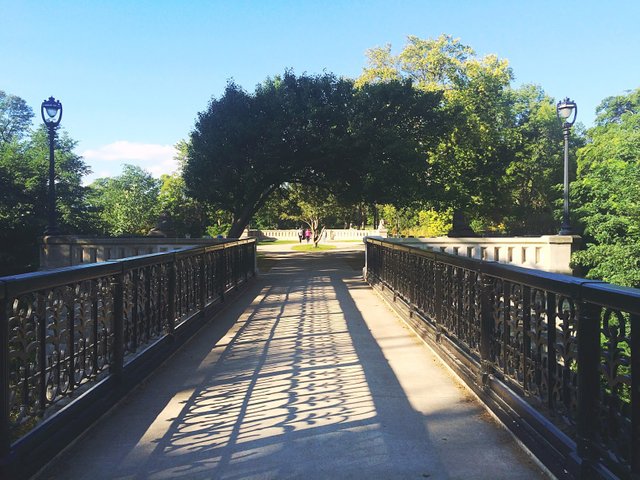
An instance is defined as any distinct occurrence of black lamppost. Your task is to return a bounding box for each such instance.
[41,97,63,236]
[556,97,577,235]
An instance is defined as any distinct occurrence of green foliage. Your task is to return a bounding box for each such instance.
[158,173,209,237]
[0,90,33,143]
[87,165,161,236]
[357,35,575,234]
[499,85,574,233]
[358,35,514,216]
[572,88,640,287]
[280,183,339,245]
[184,71,443,237]
[379,204,452,237]
[252,187,297,230]
[0,100,91,274]
[292,244,336,251]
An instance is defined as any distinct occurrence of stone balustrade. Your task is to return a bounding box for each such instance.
[245,228,385,241]
[39,235,226,269]
[370,235,580,274]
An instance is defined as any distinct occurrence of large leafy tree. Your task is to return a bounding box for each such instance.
[357,35,584,236]
[184,71,442,237]
[0,92,91,274]
[571,88,640,287]
[498,84,579,233]
[358,34,515,222]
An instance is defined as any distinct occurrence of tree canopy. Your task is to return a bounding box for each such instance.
[356,34,571,232]
[571,88,640,287]
[0,93,91,274]
[184,70,443,237]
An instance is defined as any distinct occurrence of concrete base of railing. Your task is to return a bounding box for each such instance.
[40,235,227,269]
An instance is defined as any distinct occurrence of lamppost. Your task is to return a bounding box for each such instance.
[556,97,577,235]
[41,97,63,236]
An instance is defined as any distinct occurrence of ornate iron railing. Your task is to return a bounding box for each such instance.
[365,238,638,480]
[0,239,256,478]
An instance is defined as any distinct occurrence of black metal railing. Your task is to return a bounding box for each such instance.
[0,238,256,478]
[365,238,638,480]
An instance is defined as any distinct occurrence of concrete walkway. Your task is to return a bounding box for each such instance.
[34,243,550,480]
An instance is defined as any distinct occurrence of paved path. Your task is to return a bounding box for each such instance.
[34,244,549,479]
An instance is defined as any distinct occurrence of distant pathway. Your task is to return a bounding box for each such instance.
[34,244,549,479]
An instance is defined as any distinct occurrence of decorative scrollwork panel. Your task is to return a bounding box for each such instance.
[597,308,632,468]
[552,296,578,426]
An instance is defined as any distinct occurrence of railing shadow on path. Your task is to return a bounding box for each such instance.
[34,249,547,480]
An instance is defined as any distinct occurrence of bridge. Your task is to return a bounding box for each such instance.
[1,238,637,479]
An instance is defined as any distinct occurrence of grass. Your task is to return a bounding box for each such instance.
[291,244,337,252]
[257,239,300,245]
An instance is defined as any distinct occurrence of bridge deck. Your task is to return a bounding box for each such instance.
[34,243,549,479]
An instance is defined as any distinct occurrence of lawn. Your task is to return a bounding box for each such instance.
[291,244,337,252]
[257,239,300,245]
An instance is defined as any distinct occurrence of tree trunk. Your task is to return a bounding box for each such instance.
[313,225,325,248]
[226,186,276,238]
[373,204,379,230]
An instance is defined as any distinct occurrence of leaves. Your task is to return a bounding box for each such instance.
[571,88,640,287]
[184,71,441,237]
[0,99,91,274]
[87,165,161,236]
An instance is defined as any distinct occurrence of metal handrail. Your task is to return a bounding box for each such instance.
[365,237,637,479]
[0,238,257,478]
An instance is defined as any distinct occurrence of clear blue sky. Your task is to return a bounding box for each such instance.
[1,0,638,183]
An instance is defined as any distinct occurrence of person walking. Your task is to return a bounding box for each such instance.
[305,228,311,243]
[298,227,304,243]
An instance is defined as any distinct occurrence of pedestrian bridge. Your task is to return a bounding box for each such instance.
[1,239,637,479]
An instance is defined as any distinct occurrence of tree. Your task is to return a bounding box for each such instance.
[356,34,579,235]
[158,173,210,237]
[184,71,442,238]
[0,90,33,143]
[571,88,640,287]
[0,92,91,274]
[281,184,339,246]
[357,35,514,223]
[87,165,161,236]
[499,84,576,233]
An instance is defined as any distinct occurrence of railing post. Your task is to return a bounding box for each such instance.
[479,272,494,384]
[632,313,640,477]
[0,287,10,459]
[576,301,601,476]
[546,293,557,412]
[434,261,443,324]
[218,249,226,302]
[167,260,176,334]
[131,270,138,352]
[111,273,124,379]
[243,244,249,282]
[522,286,531,392]
[145,267,151,340]
[91,280,99,375]
[67,287,76,392]
[199,255,206,312]
[38,292,46,413]
[253,240,257,277]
